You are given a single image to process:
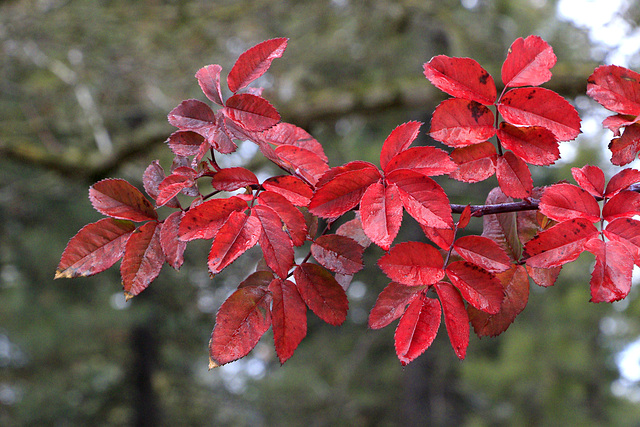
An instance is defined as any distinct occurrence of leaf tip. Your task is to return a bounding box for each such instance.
[208,357,220,370]
[124,291,135,302]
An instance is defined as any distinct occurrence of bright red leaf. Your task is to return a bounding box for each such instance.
[421,224,455,250]
[395,294,441,366]
[257,191,308,247]
[165,130,204,158]
[377,241,444,286]
[496,151,533,198]
[446,261,504,314]
[453,235,512,273]
[336,216,372,249]
[143,160,180,208]
[457,205,472,230]
[316,161,376,187]
[160,211,187,270]
[368,282,426,329]
[360,181,403,250]
[498,87,581,141]
[525,265,561,288]
[571,165,605,198]
[423,56,496,105]
[384,146,457,176]
[379,121,423,170]
[429,99,496,147]
[609,123,640,166]
[273,145,329,186]
[195,64,224,106]
[211,167,259,191]
[207,211,261,275]
[311,234,364,275]
[257,122,328,162]
[602,190,640,221]
[498,123,560,166]
[179,196,247,241]
[224,93,280,132]
[603,114,639,136]
[55,218,135,279]
[262,175,313,207]
[604,167,640,197]
[90,179,157,222]
[269,278,307,364]
[605,217,640,266]
[121,221,164,298]
[227,38,288,93]
[434,282,469,359]
[156,169,197,207]
[294,263,348,326]
[585,238,634,303]
[523,218,598,268]
[586,65,640,115]
[168,99,216,135]
[539,183,601,223]
[252,205,294,279]
[449,142,497,183]
[209,286,272,367]
[501,35,556,88]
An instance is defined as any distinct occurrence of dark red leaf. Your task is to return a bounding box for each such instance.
[121,221,164,298]
[269,278,307,364]
[336,216,372,249]
[384,146,457,176]
[360,181,403,250]
[238,270,274,289]
[209,286,272,367]
[168,99,216,134]
[195,64,224,106]
[252,205,294,279]
[429,99,496,147]
[539,183,601,223]
[55,218,135,279]
[262,175,313,207]
[501,35,556,87]
[433,282,469,359]
[311,234,364,275]
[604,167,640,197]
[609,123,640,166]
[395,294,441,366]
[156,169,196,207]
[165,130,205,158]
[498,123,560,166]
[309,166,381,219]
[454,235,512,273]
[179,196,247,241]
[208,211,261,275]
[446,261,504,314]
[273,145,330,186]
[605,218,640,266]
[449,142,497,183]
[211,167,259,191]
[585,238,634,303]
[458,205,472,229]
[379,121,423,170]
[423,56,496,105]
[224,93,280,132]
[143,160,181,209]
[586,65,640,115]
[387,169,453,229]
[227,38,288,93]
[482,188,521,261]
[211,114,237,154]
[525,265,561,288]
[257,122,328,162]
[377,241,445,286]
[90,179,157,221]
[294,263,348,326]
[160,211,187,270]
[498,88,581,141]
[368,282,426,329]
[468,265,529,337]
[571,165,605,198]
[257,191,308,247]
[496,152,533,198]
[523,218,599,268]
[603,190,640,221]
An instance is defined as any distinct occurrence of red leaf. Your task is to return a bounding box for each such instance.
[195,64,224,105]
[238,270,274,289]
[311,234,364,275]
[269,278,307,364]
[585,238,634,303]
[379,121,423,170]
[90,179,157,221]
[605,218,640,266]
[468,265,529,337]
[446,261,504,314]
[257,191,308,247]
[121,221,164,298]
[603,114,639,136]
[257,122,328,162]
[539,183,601,223]
[449,142,497,183]
[227,38,288,93]
[482,188,521,261]
[209,286,272,367]
[252,205,294,279]
[423,56,496,105]
[609,123,640,166]
[525,265,561,288]
[498,88,581,141]
[377,241,444,286]
[384,146,457,177]
[309,165,381,219]
[498,123,560,166]
[368,282,426,329]
[224,93,280,132]
[211,167,259,191]
[336,216,372,249]
[168,99,216,134]
[165,130,205,158]
[458,205,472,229]
[429,99,496,147]
[316,161,375,187]
[143,160,181,209]
[453,235,512,273]
[208,211,261,275]
[433,282,469,359]
[501,35,556,88]
[604,168,640,197]
[262,175,313,207]
[603,190,640,221]
[395,294,441,366]
[156,169,196,207]
[586,65,640,115]
[273,145,330,186]
[294,263,348,326]
[571,165,605,198]
[160,211,187,270]
[496,152,533,198]
[387,169,453,229]
[55,218,135,279]
[523,218,598,268]
[360,181,403,250]
[420,224,455,250]
[211,114,237,154]
[179,196,247,241]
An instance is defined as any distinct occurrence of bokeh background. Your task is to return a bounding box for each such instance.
[2,0,640,425]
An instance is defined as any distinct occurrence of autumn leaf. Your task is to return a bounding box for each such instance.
[604,168,640,197]
[448,142,497,183]
[539,183,601,223]
[453,235,512,273]
[207,211,261,275]
[224,93,280,132]
[257,191,308,247]
[379,121,423,170]
[497,123,560,166]
[178,196,247,241]
[424,56,497,105]
[585,238,634,303]
[160,211,187,270]
[429,99,496,147]
[294,263,348,326]
[252,205,294,279]
[377,241,445,286]
[262,175,313,207]
[587,65,640,116]
[360,181,403,251]
[311,234,364,275]
[211,167,259,191]
[227,38,288,93]
[496,151,533,199]
[89,179,157,222]
[269,278,307,364]
[446,261,504,314]
[121,221,164,298]
[368,282,426,329]
[195,64,225,105]
[395,294,441,365]
[434,282,470,359]
[523,218,598,268]
[501,35,556,88]
[571,165,605,198]
[383,146,457,177]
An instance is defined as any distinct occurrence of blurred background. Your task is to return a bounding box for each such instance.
[2,0,640,425]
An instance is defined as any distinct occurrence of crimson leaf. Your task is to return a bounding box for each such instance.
[227,38,288,93]
[539,183,601,223]
[429,99,496,147]
[377,241,445,286]
[207,211,261,275]
[195,64,224,106]
[446,261,504,314]
[423,56,496,105]
[379,121,423,170]
[121,221,164,298]
[501,35,556,88]
[311,234,364,275]
[395,294,441,366]
[585,238,634,303]
[360,181,403,251]
[269,278,307,364]
[90,179,157,222]
[294,263,348,326]
[368,282,426,330]
[434,282,470,359]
